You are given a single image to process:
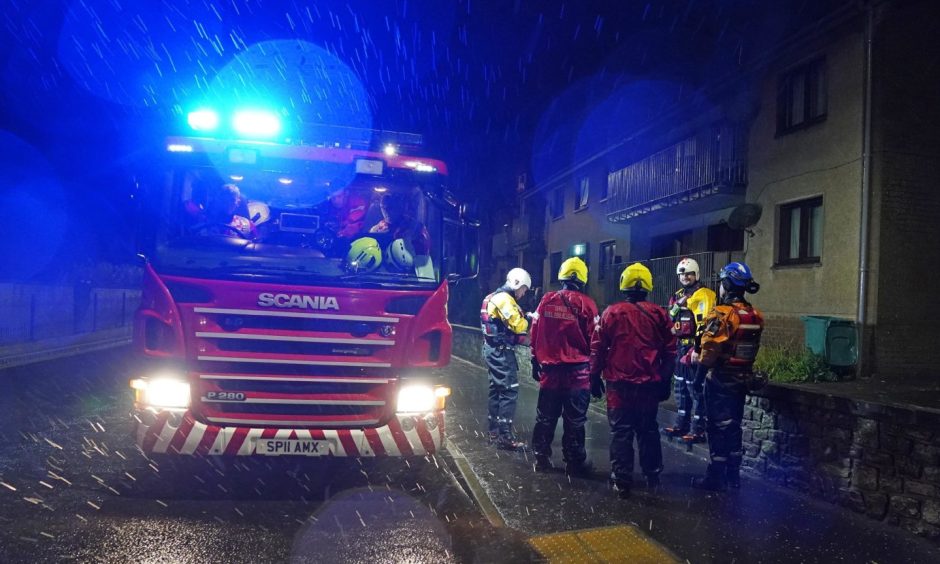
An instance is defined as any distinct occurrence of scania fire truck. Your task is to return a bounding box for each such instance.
[129,108,477,458]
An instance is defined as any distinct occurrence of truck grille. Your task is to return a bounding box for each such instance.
[183,306,403,427]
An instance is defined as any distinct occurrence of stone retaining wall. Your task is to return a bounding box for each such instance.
[453,322,940,544]
[745,385,940,542]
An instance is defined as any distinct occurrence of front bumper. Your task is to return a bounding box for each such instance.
[134,410,445,457]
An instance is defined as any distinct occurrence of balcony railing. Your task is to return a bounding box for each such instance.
[600,251,741,309]
[606,125,748,222]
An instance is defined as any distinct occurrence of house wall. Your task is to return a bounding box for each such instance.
[745,25,866,350]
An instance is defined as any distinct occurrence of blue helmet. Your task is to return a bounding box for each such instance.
[719,262,753,289]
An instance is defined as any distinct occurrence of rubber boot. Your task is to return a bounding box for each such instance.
[691,463,728,492]
[662,426,687,438]
[565,459,595,477]
[726,465,741,489]
[496,438,526,451]
[534,456,552,472]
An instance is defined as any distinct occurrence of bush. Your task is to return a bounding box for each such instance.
[754,342,839,383]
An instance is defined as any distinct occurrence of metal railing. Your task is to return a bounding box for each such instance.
[601,251,737,309]
[606,124,748,222]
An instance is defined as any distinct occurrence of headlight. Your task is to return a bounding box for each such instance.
[396,385,450,414]
[130,374,191,410]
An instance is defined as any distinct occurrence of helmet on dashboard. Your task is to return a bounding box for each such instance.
[386,238,415,271]
[346,237,382,273]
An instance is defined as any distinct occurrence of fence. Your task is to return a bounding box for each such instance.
[601,251,738,309]
[0,284,140,346]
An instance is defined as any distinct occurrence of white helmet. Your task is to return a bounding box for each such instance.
[505,267,532,291]
[676,257,699,276]
[385,238,415,271]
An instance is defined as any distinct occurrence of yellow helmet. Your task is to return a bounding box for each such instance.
[619,262,653,293]
[346,237,382,272]
[558,257,588,285]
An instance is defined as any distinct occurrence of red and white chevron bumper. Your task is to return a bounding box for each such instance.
[134,410,445,457]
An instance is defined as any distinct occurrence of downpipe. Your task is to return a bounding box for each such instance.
[856,2,874,377]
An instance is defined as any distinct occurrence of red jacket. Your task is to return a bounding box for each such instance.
[590,299,677,385]
[531,289,599,365]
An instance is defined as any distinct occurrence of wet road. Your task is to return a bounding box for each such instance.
[444,356,940,563]
[0,349,535,563]
[2,348,939,563]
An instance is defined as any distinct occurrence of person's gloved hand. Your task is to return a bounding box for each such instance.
[525,311,540,322]
[590,373,606,399]
[531,357,542,383]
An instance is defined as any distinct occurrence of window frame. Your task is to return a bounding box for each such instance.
[776,58,828,136]
[598,240,616,281]
[574,176,589,211]
[550,189,565,220]
[549,251,563,282]
[776,196,823,266]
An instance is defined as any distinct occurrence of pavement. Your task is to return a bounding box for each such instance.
[443,355,940,563]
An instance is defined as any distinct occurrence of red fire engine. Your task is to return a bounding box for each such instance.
[129,109,477,457]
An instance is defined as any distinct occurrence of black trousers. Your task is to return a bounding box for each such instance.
[531,386,590,464]
[607,383,663,487]
[704,371,746,469]
[483,342,519,440]
[673,343,706,434]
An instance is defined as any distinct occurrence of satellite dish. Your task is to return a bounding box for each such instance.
[727,203,763,231]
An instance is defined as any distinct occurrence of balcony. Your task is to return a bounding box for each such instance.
[605,125,748,222]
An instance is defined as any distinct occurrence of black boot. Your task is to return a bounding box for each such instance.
[726,465,741,489]
[645,473,661,491]
[691,463,727,492]
[565,459,595,477]
[496,438,526,451]
[534,456,553,472]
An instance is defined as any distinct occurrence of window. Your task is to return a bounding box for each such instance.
[549,252,563,281]
[777,197,823,265]
[551,189,564,219]
[599,240,617,280]
[777,58,827,135]
[599,178,609,201]
[575,177,589,210]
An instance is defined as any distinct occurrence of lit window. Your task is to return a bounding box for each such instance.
[575,177,589,210]
[599,241,617,280]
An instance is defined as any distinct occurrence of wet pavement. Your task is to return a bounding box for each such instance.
[0,349,536,563]
[2,347,939,563]
[444,356,940,563]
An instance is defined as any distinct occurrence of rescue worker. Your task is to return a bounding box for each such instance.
[530,257,599,475]
[590,263,676,498]
[481,268,533,450]
[692,262,763,491]
[663,258,716,445]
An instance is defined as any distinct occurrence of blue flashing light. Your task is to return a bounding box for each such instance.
[167,143,194,152]
[187,109,219,131]
[232,110,281,138]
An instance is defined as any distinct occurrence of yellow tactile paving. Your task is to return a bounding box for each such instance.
[529,524,680,563]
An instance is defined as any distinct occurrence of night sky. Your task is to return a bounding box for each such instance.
[0,0,816,280]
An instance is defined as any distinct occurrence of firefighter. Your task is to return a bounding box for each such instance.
[590,263,676,498]
[530,257,599,475]
[481,267,533,450]
[663,258,716,445]
[691,261,763,491]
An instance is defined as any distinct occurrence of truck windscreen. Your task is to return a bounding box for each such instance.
[147,160,443,287]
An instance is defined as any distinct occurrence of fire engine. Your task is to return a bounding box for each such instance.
[129,108,478,458]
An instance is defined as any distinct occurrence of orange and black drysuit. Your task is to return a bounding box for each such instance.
[698,296,764,481]
[480,286,529,444]
[590,296,676,488]
[530,287,599,468]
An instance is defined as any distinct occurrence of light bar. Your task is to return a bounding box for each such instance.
[167,143,194,152]
[232,110,281,137]
[187,109,219,131]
